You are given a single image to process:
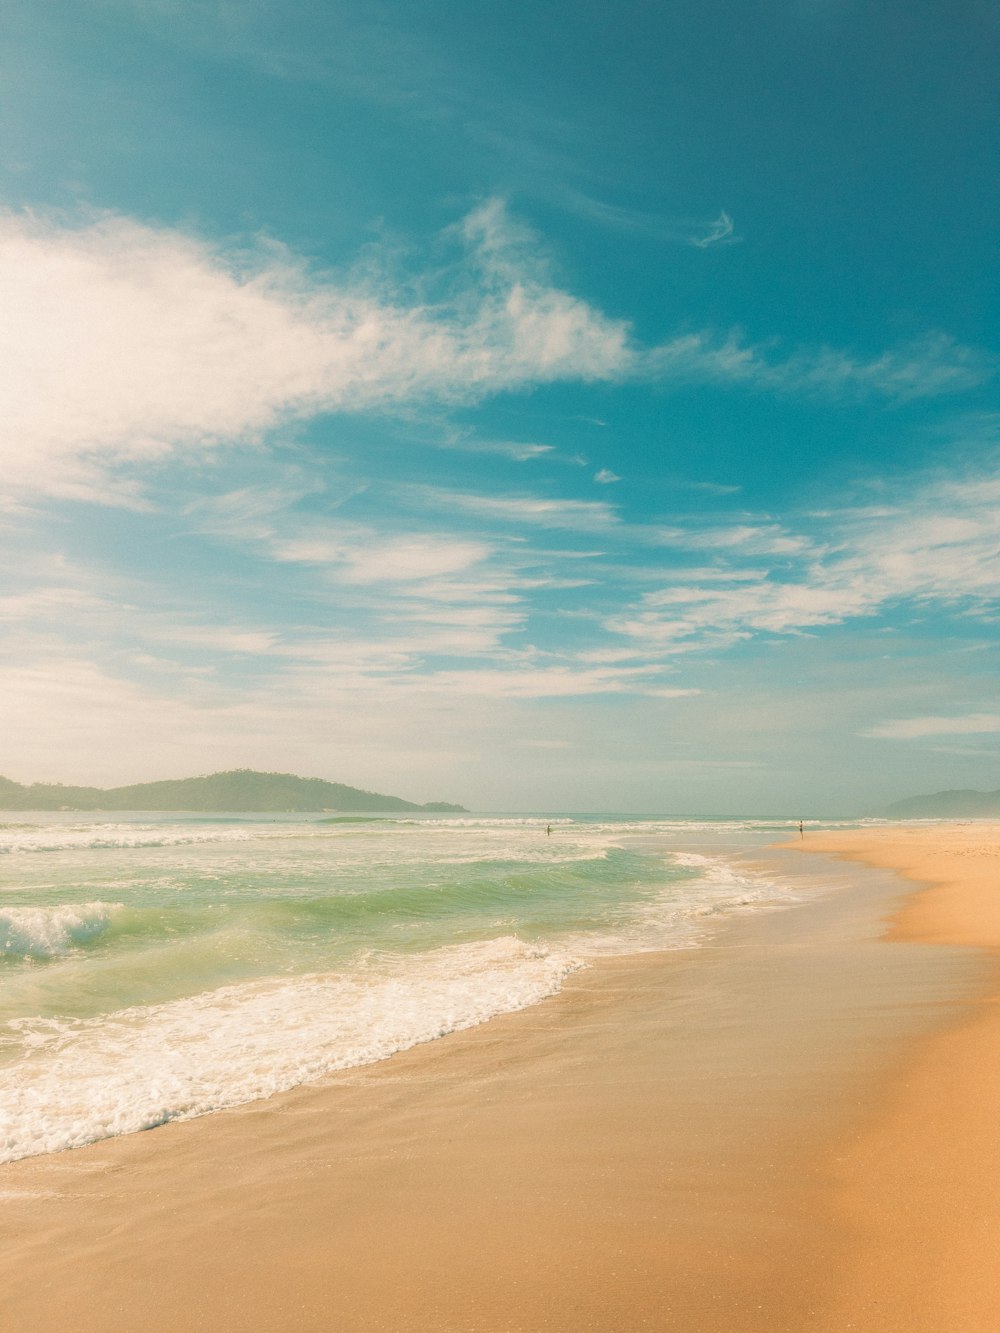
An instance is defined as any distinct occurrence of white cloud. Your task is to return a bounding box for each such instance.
[0,202,632,502]
[775,334,993,400]
[186,478,323,536]
[644,330,992,402]
[399,484,620,530]
[149,626,280,654]
[0,585,119,622]
[446,438,556,461]
[657,523,813,556]
[342,537,491,584]
[547,192,744,250]
[274,532,491,583]
[864,713,1000,740]
[685,480,741,495]
[608,463,1000,651]
[690,210,739,248]
[405,664,697,699]
[1,200,990,507]
[594,468,620,484]
[8,454,996,722]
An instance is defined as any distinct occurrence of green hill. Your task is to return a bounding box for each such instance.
[882,788,1000,818]
[0,769,466,813]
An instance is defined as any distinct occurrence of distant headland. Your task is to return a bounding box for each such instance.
[880,787,1000,818]
[0,769,467,814]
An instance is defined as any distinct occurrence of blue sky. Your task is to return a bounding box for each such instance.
[0,0,997,812]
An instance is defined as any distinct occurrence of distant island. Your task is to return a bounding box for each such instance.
[882,788,1000,818]
[0,769,467,814]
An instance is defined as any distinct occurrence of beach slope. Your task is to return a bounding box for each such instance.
[1,827,997,1330]
[797,824,1000,1332]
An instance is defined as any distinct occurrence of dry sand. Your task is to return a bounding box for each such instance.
[795,824,1000,1332]
[1,827,998,1331]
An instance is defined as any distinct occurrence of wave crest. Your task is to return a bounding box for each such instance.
[0,903,123,959]
[0,936,580,1162]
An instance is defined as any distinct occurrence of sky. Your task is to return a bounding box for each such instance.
[0,0,997,814]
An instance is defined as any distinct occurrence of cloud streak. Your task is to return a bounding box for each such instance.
[2,200,991,506]
[645,330,992,402]
[0,202,630,502]
[397,484,621,531]
[608,464,1000,651]
[864,713,1000,740]
[690,210,739,248]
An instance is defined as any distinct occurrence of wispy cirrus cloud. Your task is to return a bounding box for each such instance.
[2,198,990,508]
[273,533,492,584]
[608,464,1000,651]
[547,186,742,251]
[146,625,281,655]
[657,523,813,556]
[0,200,631,503]
[181,454,1000,683]
[863,713,1000,740]
[775,334,993,399]
[645,330,992,402]
[690,210,739,248]
[440,436,557,462]
[394,664,700,700]
[397,484,621,530]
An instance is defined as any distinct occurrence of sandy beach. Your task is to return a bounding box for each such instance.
[795,824,1000,1332]
[2,825,999,1331]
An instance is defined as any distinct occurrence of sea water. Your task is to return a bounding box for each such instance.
[0,811,854,1163]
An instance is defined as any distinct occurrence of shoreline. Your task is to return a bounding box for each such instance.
[1,826,996,1329]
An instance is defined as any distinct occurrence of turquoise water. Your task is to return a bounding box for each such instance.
[0,811,837,1162]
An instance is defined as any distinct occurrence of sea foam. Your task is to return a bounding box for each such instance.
[0,935,580,1163]
[0,814,815,1164]
[0,824,258,854]
[0,903,122,959]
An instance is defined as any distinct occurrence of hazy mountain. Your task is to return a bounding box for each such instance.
[0,769,466,813]
[882,788,1000,818]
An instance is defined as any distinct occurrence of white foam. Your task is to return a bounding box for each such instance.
[564,851,799,957]
[668,851,796,916]
[0,903,123,959]
[0,819,818,1165]
[0,823,258,854]
[0,935,581,1163]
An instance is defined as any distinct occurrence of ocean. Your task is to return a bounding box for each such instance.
[0,811,858,1164]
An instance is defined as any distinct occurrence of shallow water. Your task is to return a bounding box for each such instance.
[0,811,860,1161]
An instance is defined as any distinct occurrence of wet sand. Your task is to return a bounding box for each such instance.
[0,829,996,1331]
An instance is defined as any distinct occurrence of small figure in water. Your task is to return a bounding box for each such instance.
[546,824,552,836]
[799,820,804,838]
